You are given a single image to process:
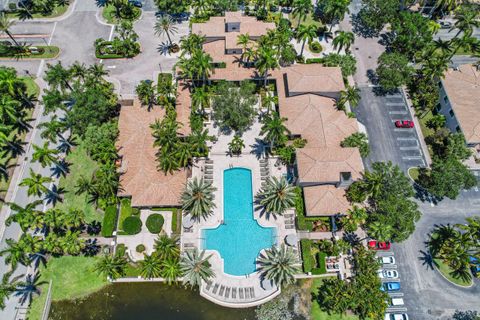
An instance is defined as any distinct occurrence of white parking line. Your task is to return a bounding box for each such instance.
[394,128,414,132]
[400,147,420,151]
[389,293,404,297]
[402,156,423,160]
[386,102,405,106]
[387,307,408,312]
[389,111,408,115]
[397,138,417,141]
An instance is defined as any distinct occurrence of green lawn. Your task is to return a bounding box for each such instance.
[119,197,134,230]
[408,167,420,181]
[6,4,69,19]
[28,256,109,320]
[310,278,359,320]
[434,258,473,287]
[417,110,435,139]
[19,76,40,97]
[0,46,60,59]
[56,143,103,223]
[289,12,323,28]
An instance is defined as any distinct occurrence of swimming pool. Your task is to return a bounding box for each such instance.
[202,168,276,276]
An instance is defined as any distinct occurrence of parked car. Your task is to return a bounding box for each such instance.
[470,256,479,277]
[387,298,405,307]
[385,313,409,320]
[368,240,391,250]
[378,269,399,279]
[128,0,142,7]
[379,256,396,265]
[439,20,453,29]
[380,282,401,292]
[395,120,414,128]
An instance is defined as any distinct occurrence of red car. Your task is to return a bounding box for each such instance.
[368,240,391,250]
[395,120,414,128]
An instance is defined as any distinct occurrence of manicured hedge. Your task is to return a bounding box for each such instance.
[300,239,314,273]
[101,206,118,237]
[306,58,323,64]
[122,216,142,235]
[116,243,126,257]
[136,244,146,253]
[313,252,327,275]
[146,214,164,234]
[309,41,322,53]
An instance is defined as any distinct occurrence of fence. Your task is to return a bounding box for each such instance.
[41,280,53,320]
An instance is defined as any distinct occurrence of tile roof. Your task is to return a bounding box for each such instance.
[303,185,351,216]
[296,147,363,184]
[283,65,345,97]
[279,93,359,148]
[116,99,187,207]
[176,80,192,136]
[442,64,480,144]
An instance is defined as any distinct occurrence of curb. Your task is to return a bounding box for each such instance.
[0,47,61,61]
[434,264,474,289]
[9,0,78,23]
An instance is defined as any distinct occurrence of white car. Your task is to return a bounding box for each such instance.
[385,313,409,320]
[379,256,395,265]
[378,269,399,279]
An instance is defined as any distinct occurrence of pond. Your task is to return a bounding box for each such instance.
[49,283,256,320]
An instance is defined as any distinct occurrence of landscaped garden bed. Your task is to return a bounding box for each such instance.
[5,2,69,19]
[95,40,140,59]
[151,207,181,234]
[102,4,141,24]
[300,240,327,275]
[117,198,141,235]
[0,45,60,59]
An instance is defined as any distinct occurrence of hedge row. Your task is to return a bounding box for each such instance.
[300,239,314,273]
[313,252,327,275]
[101,206,118,237]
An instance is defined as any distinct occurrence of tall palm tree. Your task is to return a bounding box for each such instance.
[140,254,163,279]
[175,142,193,168]
[292,0,313,28]
[191,49,214,85]
[255,45,278,87]
[135,80,157,109]
[75,175,95,196]
[296,24,317,57]
[228,135,245,155]
[332,31,355,53]
[188,129,211,157]
[323,0,350,31]
[154,234,180,260]
[237,33,251,53]
[436,0,463,14]
[0,13,20,47]
[255,176,296,216]
[32,142,59,168]
[360,170,383,199]
[6,200,43,232]
[88,63,109,79]
[0,273,17,310]
[14,273,45,305]
[154,14,178,47]
[44,62,72,92]
[180,248,215,288]
[451,9,480,39]
[44,184,65,206]
[181,178,216,222]
[0,95,19,124]
[257,244,300,287]
[94,254,128,280]
[432,39,452,56]
[161,258,182,284]
[191,85,211,113]
[368,220,393,242]
[70,61,88,80]
[260,112,290,150]
[0,238,29,270]
[179,33,205,57]
[19,169,52,197]
[457,216,480,241]
[338,85,361,109]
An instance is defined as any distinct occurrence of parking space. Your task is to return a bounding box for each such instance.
[355,86,427,173]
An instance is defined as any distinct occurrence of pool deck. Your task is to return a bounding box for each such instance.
[181,115,299,308]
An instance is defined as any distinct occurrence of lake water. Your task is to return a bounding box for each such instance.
[49,283,255,320]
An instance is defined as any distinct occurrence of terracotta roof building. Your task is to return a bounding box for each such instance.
[117,100,188,207]
[303,185,351,216]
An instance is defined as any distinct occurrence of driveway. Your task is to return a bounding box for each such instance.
[354,86,426,172]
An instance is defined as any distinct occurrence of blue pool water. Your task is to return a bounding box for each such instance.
[202,168,276,276]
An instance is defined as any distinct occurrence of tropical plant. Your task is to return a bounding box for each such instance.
[338,85,360,110]
[255,45,279,87]
[139,253,163,279]
[181,178,216,221]
[32,142,59,168]
[154,14,178,47]
[44,61,72,92]
[321,0,350,31]
[292,0,313,28]
[136,80,157,109]
[257,244,300,287]
[260,112,290,150]
[154,234,180,260]
[228,134,245,155]
[256,176,296,216]
[0,273,17,310]
[0,238,29,270]
[94,254,128,280]
[19,169,52,197]
[341,132,369,157]
[161,258,182,284]
[0,13,20,47]
[296,24,317,57]
[451,7,480,39]
[6,200,43,232]
[332,31,355,53]
[180,248,215,288]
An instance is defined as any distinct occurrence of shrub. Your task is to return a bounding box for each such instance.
[300,239,314,272]
[132,208,140,216]
[146,214,164,234]
[136,244,146,253]
[309,41,322,53]
[157,73,173,95]
[305,58,322,64]
[122,216,142,235]
[211,62,226,68]
[313,252,327,274]
[116,243,126,257]
[101,206,117,237]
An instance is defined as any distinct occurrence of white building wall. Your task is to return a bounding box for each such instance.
[436,81,461,135]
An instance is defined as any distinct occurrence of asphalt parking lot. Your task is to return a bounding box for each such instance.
[355,86,426,173]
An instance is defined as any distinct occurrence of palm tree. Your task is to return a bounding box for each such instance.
[255,176,296,216]
[19,169,52,197]
[292,0,313,28]
[181,178,216,222]
[338,85,361,109]
[296,24,317,57]
[0,273,17,310]
[318,26,333,43]
[175,142,193,168]
[139,254,163,279]
[44,61,72,92]
[14,273,45,305]
[260,112,290,150]
[228,135,245,156]
[257,244,300,287]
[323,0,350,31]
[0,13,20,47]
[0,95,19,124]
[154,14,178,47]
[451,9,480,39]
[75,175,95,196]
[135,80,157,109]
[32,142,59,168]
[94,254,128,280]
[88,63,109,79]
[188,129,211,157]
[70,61,88,80]
[237,33,251,53]
[435,0,462,15]
[255,45,278,87]
[38,116,66,143]
[44,184,65,206]
[262,92,278,115]
[360,170,383,199]
[179,33,205,57]
[6,200,43,232]
[368,220,393,242]
[191,49,214,85]
[180,248,215,288]
[432,39,452,56]
[457,216,480,241]
[191,86,211,113]
[332,31,355,53]
[161,258,182,284]
[154,234,180,260]
[0,238,29,270]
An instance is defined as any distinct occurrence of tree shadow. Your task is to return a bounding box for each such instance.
[366,69,379,86]
[372,85,399,97]
[413,183,442,205]
[157,42,172,56]
[250,138,267,160]
[351,13,380,38]
[418,250,438,270]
